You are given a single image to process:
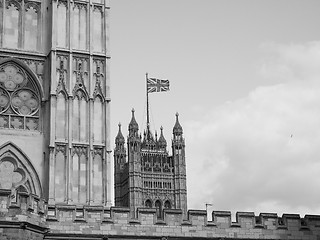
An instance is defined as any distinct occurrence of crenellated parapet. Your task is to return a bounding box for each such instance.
[2,192,319,240]
[44,206,320,239]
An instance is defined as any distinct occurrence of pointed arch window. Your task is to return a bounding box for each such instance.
[155,200,162,218]
[71,146,88,203]
[24,3,40,51]
[1,1,40,50]
[92,148,103,203]
[145,199,152,208]
[72,3,88,50]
[3,2,20,49]
[56,92,67,139]
[0,142,43,197]
[93,96,103,143]
[72,91,88,142]
[164,200,171,209]
[57,0,67,48]
[92,5,103,52]
[0,62,41,131]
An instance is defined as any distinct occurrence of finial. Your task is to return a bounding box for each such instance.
[129,108,139,131]
[78,62,82,71]
[116,122,125,142]
[97,66,100,74]
[173,112,183,135]
[160,126,163,132]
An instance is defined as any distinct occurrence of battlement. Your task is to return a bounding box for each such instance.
[1,191,320,239]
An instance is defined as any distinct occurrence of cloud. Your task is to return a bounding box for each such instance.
[259,41,320,82]
[185,42,320,216]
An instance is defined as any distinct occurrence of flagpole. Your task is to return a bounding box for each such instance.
[146,72,150,130]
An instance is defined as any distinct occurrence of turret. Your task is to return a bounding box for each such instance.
[115,123,125,153]
[173,113,183,141]
[128,108,139,139]
[157,126,167,151]
[172,113,187,218]
[127,109,142,217]
[114,123,127,207]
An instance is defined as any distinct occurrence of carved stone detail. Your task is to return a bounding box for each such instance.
[6,0,21,10]
[72,58,89,100]
[25,1,40,13]
[55,144,67,156]
[56,56,68,95]
[72,145,88,157]
[93,64,105,101]
[57,0,68,8]
[94,147,103,157]
[93,4,102,12]
[73,1,87,10]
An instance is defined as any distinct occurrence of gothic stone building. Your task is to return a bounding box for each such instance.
[0,0,320,239]
[114,110,187,219]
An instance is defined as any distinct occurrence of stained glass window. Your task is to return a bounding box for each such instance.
[0,63,40,131]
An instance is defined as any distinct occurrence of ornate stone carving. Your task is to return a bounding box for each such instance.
[93,65,105,101]
[11,89,39,116]
[72,60,89,100]
[72,145,88,157]
[25,1,40,13]
[55,144,67,156]
[57,0,68,8]
[0,64,28,91]
[0,62,41,130]
[6,0,21,10]
[73,1,87,10]
[56,58,68,95]
[93,4,102,12]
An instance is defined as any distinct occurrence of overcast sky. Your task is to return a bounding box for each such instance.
[109,0,320,218]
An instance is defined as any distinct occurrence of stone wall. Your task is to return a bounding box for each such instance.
[0,191,320,239]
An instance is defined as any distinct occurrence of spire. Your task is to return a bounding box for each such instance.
[158,126,167,147]
[129,108,139,132]
[173,112,183,135]
[115,123,125,144]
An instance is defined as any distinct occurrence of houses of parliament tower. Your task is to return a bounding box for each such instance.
[114,110,188,218]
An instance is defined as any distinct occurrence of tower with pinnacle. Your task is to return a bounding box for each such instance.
[114,110,188,218]
[0,0,111,209]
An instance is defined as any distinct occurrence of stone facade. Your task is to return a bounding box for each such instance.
[1,190,320,239]
[0,0,320,239]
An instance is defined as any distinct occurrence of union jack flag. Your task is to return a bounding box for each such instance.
[147,78,170,93]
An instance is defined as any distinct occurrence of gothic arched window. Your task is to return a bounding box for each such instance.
[2,1,40,51]
[3,2,20,49]
[164,200,171,209]
[24,3,40,51]
[0,62,41,131]
[155,200,162,218]
[145,199,152,208]
[0,142,43,197]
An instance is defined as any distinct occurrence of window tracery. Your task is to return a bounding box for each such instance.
[0,63,40,131]
[0,141,43,197]
[1,0,40,50]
